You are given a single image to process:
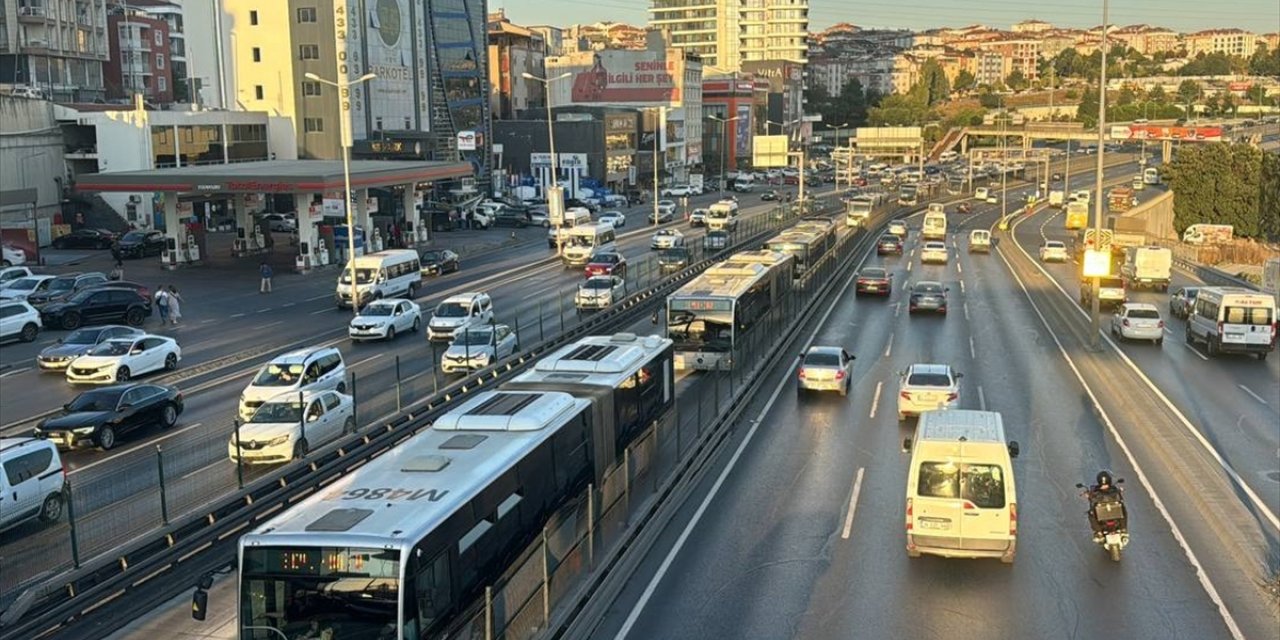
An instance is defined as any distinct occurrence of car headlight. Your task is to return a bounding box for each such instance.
[74,427,96,434]
[267,434,291,446]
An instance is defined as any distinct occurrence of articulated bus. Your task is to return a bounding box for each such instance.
[1064,200,1089,230]
[231,333,674,640]
[666,257,792,371]
[766,228,835,278]
[898,183,920,206]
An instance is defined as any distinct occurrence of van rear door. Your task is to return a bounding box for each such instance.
[910,460,965,544]
[1222,303,1275,347]
[956,460,1012,553]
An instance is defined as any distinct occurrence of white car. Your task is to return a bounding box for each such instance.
[599,211,626,228]
[2,244,27,267]
[348,298,421,341]
[975,187,992,202]
[920,241,948,264]
[0,300,41,343]
[797,346,855,396]
[228,390,355,464]
[0,274,53,301]
[440,324,518,374]
[650,228,685,250]
[576,275,626,310]
[887,220,908,237]
[897,363,962,421]
[662,184,695,197]
[1110,302,1165,345]
[651,201,677,223]
[0,266,32,287]
[1039,241,1069,263]
[66,334,181,384]
[259,213,297,232]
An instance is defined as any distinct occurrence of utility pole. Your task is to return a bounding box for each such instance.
[1089,0,1110,349]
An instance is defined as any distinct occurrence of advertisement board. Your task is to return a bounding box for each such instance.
[567,50,682,104]
[1114,125,1223,142]
[734,104,752,158]
[457,131,478,151]
[560,153,588,171]
[753,135,790,168]
[854,126,923,148]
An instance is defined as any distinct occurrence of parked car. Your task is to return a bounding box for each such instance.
[65,333,181,384]
[114,230,168,258]
[0,266,32,287]
[36,383,183,450]
[0,300,41,343]
[27,272,110,309]
[39,287,150,330]
[37,325,145,371]
[94,281,153,312]
[2,244,26,267]
[440,324,518,374]
[661,184,695,197]
[51,229,116,250]
[229,390,355,463]
[585,252,627,278]
[419,249,460,276]
[348,298,422,341]
[260,213,297,232]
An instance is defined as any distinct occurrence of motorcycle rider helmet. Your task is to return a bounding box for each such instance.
[1095,470,1114,490]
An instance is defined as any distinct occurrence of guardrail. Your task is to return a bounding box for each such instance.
[1171,255,1261,290]
[0,195,849,640]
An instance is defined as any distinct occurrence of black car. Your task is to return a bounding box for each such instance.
[51,229,116,250]
[657,247,690,273]
[419,249,460,276]
[760,189,781,201]
[94,281,154,312]
[908,281,949,314]
[37,325,146,371]
[703,230,730,251]
[877,234,903,255]
[36,383,184,450]
[492,209,529,228]
[114,230,167,258]
[40,288,150,330]
[26,272,109,308]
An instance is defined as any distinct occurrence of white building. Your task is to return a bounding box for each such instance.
[1184,28,1256,57]
[649,0,808,70]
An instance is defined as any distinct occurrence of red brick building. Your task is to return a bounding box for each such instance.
[104,12,173,103]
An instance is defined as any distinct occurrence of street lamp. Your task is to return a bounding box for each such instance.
[304,71,376,317]
[521,72,572,255]
[1088,0,1112,349]
[828,122,848,191]
[706,114,739,200]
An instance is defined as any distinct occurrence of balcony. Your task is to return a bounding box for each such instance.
[18,5,51,21]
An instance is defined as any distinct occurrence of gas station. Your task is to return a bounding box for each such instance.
[72,159,473,271]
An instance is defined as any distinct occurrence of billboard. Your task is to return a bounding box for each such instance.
[566,50,682,105]
[753,135,790,168]
[457,131,478,151]
[854,126,923,148]
[734,103,752,158]
[337,0,427,142]
[1112,125,1223,142]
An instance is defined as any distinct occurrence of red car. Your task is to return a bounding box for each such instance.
[783,175,800,185]
[584,252,627,278]
[854,267,893,296]
[876,234,904,255]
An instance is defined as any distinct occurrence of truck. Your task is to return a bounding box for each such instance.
[1182,223,1234,245]
[1107,215,1147,252]
[1120,246,1173,292]
[1049,190,1066,208]
[1107,186,1137,213]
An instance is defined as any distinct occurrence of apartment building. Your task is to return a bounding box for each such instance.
[0,0,109,100]
[1011,19,1052,34]
[649,0,808,70]
[103,4,172,103]
[1184,28,1255,57]
[488,11,545,120]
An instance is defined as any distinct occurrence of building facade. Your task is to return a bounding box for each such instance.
[0,0,110,101]
[119,0,188,102]
[492,107,638,194]
[700,74,767,172]
[648,0,808,70]
[104,10,172,103]
[488,10,545,121]
[1184,29,1256,57]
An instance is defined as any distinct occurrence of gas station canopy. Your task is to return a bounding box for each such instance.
[74,159,473,194]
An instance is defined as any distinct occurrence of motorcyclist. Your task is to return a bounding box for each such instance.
[1083,469,1126,539]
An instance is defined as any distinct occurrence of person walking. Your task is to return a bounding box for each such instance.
[154,286,170,324]
[166,285,183,325]
[109,259,124,281]
[259,262,273,293]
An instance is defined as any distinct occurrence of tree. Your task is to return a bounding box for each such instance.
[954,70,976,93]
[916,60,951,106]
[1177,79,1200,108]
[1115,86,1136,107]
[1261,152,1280,240]
[1250,45,1280,76]
[1147,84,1167,103]
[867,93,929,126]
[1005,70,1028,91]
[1164,143,1267,238]
[1076,86,1100,127]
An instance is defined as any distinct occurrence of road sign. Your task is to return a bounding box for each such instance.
[1081,228,1114,252]
[753,135,790,168]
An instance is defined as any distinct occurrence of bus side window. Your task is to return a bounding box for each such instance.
[413,551,453,633]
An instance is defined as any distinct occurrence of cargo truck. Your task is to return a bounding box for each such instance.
[1107,186,1137,213]
[1107,215,1146,252]
[1049,190,1066,208]
[1120,246,1173,292]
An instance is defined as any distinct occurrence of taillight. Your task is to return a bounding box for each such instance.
[1218,321,1224,336]
[946,393,959,401]
[1009,503,1018,536]
[835,370,846,380]
[798,368,807,380]
[1157,320,1164,329]
[905,498,914,531]
[900,391,912,400]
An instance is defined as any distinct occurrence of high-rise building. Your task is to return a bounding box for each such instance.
[104,2,174,103]
[114,0,188,102]
[1184,28,1255,57]
[0,0,110,101]
[648,0,808,70]
[488,10,545,121]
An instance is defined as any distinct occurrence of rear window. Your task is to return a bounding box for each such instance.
[804,352,841,366]
[1225,306,1274,326]
[1099,277,1124,289]
[861,268,887,278]
[907,372,952,387]
[917,461,1006,508]
[1127,308,1160,319]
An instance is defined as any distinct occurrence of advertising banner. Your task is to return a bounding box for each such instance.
[457,131,478,151]
[560,153,588,171]
[734,103,752,158]
[569,50,682,104]
[362,0,419,136]
[1115,125,1223,142]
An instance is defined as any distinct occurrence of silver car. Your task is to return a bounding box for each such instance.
[1110,302,1164,345]
[897,363,962,421]
[797,346,855,397]
[440,324,518,374]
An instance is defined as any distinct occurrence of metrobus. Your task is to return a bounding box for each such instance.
[765,229,834,278]
[230,333,674,639]
[1064,200,1089,230]
[898,183,920,206]
[846,196,874,227]
[667,258,792,370]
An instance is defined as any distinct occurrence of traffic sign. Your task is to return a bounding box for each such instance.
[753,135,790,168]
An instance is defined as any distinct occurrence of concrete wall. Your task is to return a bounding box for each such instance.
[0,96,65,237]
[1118,189,1176,241]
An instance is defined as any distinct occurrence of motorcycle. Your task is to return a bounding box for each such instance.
[1076,479,1129,561]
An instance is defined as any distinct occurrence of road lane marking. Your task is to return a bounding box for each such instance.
[977,385,986,411]
[305,294,332,302]
[969,336,976,359]
[869,381,882,419]
[282,302,296,308]
[0,366,30,379]
[230,313,245,318]
[259,321,283,330]
[614,238,859,640]
[893,302,901,317]
[1180,342,1209,361]
[1238,384,1269,406]
[840,467,866,540]
[309,307,331,315]
[963,301,970,321]
[956,261,962,275]
[959,279,966,293]
[883,334,893,358]
[256,308,272,313]
[906,261,913,272]
[71,423,204,475]
[349,353,385,369]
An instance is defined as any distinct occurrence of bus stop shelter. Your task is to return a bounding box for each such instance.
[74,159,472,269]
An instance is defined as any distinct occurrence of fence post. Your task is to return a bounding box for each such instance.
[542,526,551,623]
[485,585,494,640]
[234,420,245,489]
[348,372,357,427]
[395,355,402,413]
[587,483,596,569]
[65,482,81,568]
[299,390,307,456]
[514,314,522,352]
[558,292,565,334]
[156,445,169,525]
[538,300,546,342]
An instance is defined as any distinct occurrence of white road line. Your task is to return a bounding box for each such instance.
[309,307,332,316]
[199,319,217,324]
[977,385,987,411]
[906,261,913,272]
[869,381,882,419]
[956,262,963,275]
[1180,342,1209,361]
[230,313,246,318]
[963,301,970,321]
[305,293,332,302]
[255,308,272,314]
[614,243,859,640]
[281,302,296,308]
[840,467,866,540]
[969,336,976,359]
[71,423,204,475]
[349,353,385,369]
[259,321,283,330]
[884,334,894,358]
[1237,384,1269,406]
[0,366,31,378]
[959,279,966,293]
[893,301,901,317]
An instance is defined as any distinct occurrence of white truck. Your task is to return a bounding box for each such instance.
[705,200,740,232]
[1048,190,1065,208]
[1120,246,1173,292]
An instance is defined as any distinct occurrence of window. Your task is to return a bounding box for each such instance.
[301,80,321,96]
[297,7,317,23]
[916,462,1006,508]
[323,393,340,411]
[303,117,323,133]
[254,85,263,100]
[412,552,452,630]
[1225,305,1273,326]
[249,10,258,25]
[299,44,319,60]
[156,54,164,69]
[157,76,167,92]
[252,47,261,62]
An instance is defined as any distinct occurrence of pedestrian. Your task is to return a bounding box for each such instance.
[167,285,183,325]
[110,243,123,265]
[154,286,170,324]
[109,259,124,281]
[259,261,273,293]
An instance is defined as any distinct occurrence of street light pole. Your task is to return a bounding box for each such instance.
[830,122,848,192]
[304,71,376,317]
[521,72,572,256]
[1090,0,1110,349]
[707,114,739,200]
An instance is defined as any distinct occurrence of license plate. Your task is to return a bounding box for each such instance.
[866,285,879,291]
[1105,533,1123,545]
[918,518,951,530]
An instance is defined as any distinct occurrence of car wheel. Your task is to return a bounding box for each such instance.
[1185,329,1194,344]
[343,416,356,435]
[97,425,118,450]
[412,317,421,332]
[61,312,82,330]
[115,366,131,382]
[1155,338,1163,346]
[19,322,38,342]
[386,326,396,341]
[39,492,64,523]
[160,403,178,428]
[839,382,849,397]
[125,307,145,326]
[1,259,8,267]
[293,438,309,459]
[336,381,347,394]
[164,352,178,370]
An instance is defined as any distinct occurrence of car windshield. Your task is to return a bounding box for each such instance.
[360,304,395,317]
[568,235,597,247]
[455,329,493,346]
[805,352,842,366]
[1182,288,1199,299]
[583,278,615,290]
[434,302,469,318]
[421,251,445,262]
[861,268,887,278]
[239,547,400,640]
[88,340,133,356]
[254,363,305,386]
[591,254,619,265]
[63,328,104,345]
[907,372,953,387]
[7,277,41,291]
[121,231,146,242]
[1046,242,1064,249]
[1127,308,1160,319]
[338,268,377,285]
[249,401,304,423]
[49,278,76,292]
[66,388,126,412]
[914,283,944,294]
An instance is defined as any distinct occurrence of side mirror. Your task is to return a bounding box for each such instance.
[1007,440,1020,458]
[191,588,209,621]
[902,437,913,452]
[955,372,965,379]
[1075,482,1086,489]
[1116,478,1125,484]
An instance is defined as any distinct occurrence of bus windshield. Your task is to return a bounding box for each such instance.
[339,268,378,285]
[667,306,733,352]
[567,235,598,247]
[240,546,400,640]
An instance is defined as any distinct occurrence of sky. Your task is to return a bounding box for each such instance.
[494,0,1280,35]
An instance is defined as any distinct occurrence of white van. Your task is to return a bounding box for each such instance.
[1186,287,1276,360]
[922,210,947,240]
[561,223,618,267]
[239,346,347,421]
[335,249,422,309]
[733,174,756,192]
[705,200,740,232]
[427,292,494,341]
[969,229,991,253]
[0,437,67,532]
[903,410,1020,564]
[547,207,593,248]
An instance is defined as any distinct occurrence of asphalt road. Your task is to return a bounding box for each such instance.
[592,192,1247,640]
